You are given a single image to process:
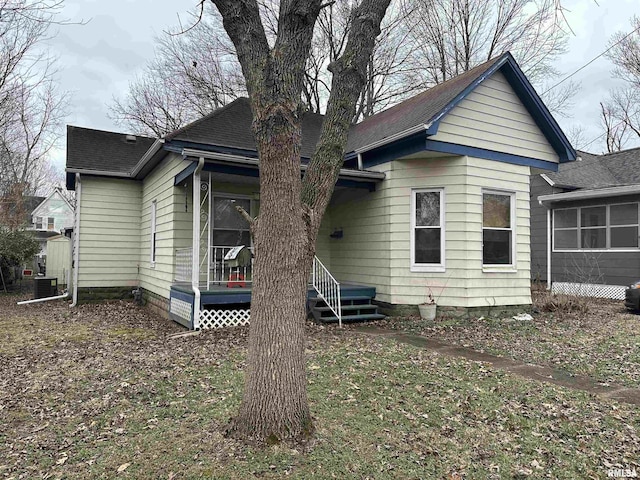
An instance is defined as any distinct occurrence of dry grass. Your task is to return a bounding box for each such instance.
[1,292,639,479]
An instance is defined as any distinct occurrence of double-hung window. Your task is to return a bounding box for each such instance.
[482,190,515,267]
[35,216,43,230]
[553,203,639,250]
[150,200,157,265]
[47,217,55,230]
[411,188,444,272]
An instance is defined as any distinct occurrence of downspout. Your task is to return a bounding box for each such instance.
[71,173,81,306]
[192,158,205,329]
[539,199,552,291]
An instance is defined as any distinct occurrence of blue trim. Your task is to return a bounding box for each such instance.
[169,288,195,329]
[424,140,559,171]
[174,158,378,190]
[174,162,197,186]
[361,132,427,168]
[421,53,575,163]
[165,140,260,159]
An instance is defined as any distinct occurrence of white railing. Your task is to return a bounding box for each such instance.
[175,247,193,282]
[312,256,342,327]
[210,246,254,287]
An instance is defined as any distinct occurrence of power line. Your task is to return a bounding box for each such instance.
[578,108,640,151]
[542,22,640,95]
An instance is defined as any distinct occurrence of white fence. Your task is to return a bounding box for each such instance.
[552,282,626,300]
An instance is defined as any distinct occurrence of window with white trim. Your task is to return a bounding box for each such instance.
[553,203,639,250]
[150,200,157,265]
[482,190,515,266]
[35,216,43,229]
[411,188,444,271]
[47,217,55,230]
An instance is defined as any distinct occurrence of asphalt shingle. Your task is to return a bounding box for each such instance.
[66,126,155,174]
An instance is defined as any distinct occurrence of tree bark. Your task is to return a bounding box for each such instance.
[212,0,391,443]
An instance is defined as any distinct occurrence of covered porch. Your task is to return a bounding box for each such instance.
[167,152,385,330]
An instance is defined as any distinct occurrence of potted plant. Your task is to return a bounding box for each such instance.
[418,290,437,321]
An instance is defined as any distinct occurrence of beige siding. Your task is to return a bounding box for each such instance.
[139,154,191,298]
[328,164,391,302]
[431,71,558,164]
[328,156,531,307]
[78,177,142,287]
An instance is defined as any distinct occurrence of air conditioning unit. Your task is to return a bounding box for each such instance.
[34,277,57,299]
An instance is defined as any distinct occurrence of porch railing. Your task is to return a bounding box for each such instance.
[311,255,342,327]
[175,247,193,282]
[210,245,254,287]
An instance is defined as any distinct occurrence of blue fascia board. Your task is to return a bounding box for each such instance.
[362,131,427,168]
[422,53,576,164]
[175,157,377,190]
[424,140,559,171]
[174,162,197,186]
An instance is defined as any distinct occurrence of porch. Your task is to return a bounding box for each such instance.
[168,157,385,330]
[169,280,382,330]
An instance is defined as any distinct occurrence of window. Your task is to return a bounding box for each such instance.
[35,216,43,229]
[212,195,252,247]
[482,190,515,266]
[411,188,444,271]
[553,203,639,251]
[47,217,54,230]
[150,201,157,265]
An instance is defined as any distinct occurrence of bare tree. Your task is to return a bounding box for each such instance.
[206,0,391,443]
[0,0,67,197]
[597,15,640,151]
[110,3,245,137]
[405,0,572,115]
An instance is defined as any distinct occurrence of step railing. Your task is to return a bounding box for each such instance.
[311,256,342,327]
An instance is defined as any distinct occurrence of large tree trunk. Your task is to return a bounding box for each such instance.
[228,104,316,441]
[212,0,391,444]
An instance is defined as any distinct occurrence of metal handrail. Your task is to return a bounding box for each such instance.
[311,255,342,327]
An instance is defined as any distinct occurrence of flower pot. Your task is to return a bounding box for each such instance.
[418,303,437,321]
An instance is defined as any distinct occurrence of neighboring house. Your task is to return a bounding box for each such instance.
[66,52,576,329]
[531,147,640,299]
[28,187,75,268]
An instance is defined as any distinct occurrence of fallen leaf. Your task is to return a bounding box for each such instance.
[117,463,131,473]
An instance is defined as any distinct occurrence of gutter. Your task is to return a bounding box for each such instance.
[353,123,428,155]
[71,173,81,307]
[66,168,130,178]
[180,148,386,181]
[538,184,640,206]
[131,138,165,177]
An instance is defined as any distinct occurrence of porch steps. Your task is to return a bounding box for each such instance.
[308,289,385,324]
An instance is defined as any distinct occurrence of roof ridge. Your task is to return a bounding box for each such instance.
[164,97,250,140]
[67,124,154,141]
[601,145,640,157]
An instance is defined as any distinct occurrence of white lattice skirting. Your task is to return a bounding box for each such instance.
[552,282,626,300]
[199,308,250,330]
[170,298,193,322]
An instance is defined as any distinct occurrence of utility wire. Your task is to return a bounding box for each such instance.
[542,22,640,95]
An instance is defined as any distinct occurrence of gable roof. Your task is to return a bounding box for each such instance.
[166,97,325,159]
[67,126,155,175]
[546,147,640,190]
[346,57,503,153]
[31,187,73,217]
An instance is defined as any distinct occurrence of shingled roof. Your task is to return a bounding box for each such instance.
[346,56,503,152]
[546,147,640,189]
[166,97,325,159]
[66,126,155,174]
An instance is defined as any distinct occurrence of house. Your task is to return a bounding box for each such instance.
[28,187,75,269]
[531,147,640,299]
[65,52,576,329]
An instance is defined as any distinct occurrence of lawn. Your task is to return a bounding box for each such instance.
[378,289,640,390]
[1,292,639,479]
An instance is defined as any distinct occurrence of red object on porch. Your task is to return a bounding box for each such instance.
[227,273,246,288]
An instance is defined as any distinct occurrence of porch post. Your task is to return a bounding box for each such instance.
[192,158,205,329]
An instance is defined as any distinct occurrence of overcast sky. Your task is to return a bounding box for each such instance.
[47,0,640,174]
